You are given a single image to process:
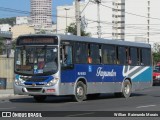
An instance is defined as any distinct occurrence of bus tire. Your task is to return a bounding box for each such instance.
[122,79,132,98]
[33,95,47,102]
[73,81,87,102]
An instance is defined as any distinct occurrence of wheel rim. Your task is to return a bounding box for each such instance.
[124,83,130,95]
[76,86,84,97]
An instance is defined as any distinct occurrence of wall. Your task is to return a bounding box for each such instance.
[11,24,35,40]
[0,57,14,89]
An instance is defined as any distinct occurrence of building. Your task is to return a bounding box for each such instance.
[57,5,75,34]
[30,0,52,28]
[11,24,35,39]
[56,0,160,44]
[125,0,148,43]
[16,16,30,25]
[112,0,125,40]
[84,0,112,38]
[56,2,85,34]
[34,24,56,34]
[0,24,11,32]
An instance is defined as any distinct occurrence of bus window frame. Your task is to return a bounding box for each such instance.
[116,45,127,65]
[73,42,88,64]
[88,43,102,65]
[60,41,74,70]
[101,44,116,65]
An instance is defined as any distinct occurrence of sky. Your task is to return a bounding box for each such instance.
[0,0,74,22]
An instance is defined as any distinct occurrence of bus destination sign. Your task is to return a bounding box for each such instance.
[17,36,58,45]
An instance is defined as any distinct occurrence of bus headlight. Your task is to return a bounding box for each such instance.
[15,79,25,86]
[46,78,59,87]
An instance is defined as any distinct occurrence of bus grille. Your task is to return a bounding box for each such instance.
[22,77,46,82]
[26,88,42,92]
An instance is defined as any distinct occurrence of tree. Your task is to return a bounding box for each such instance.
[66,23,90,36]
[152,43,160,65]
[153,52,160,65]
[0,17,16,26]
[0,37,5,54]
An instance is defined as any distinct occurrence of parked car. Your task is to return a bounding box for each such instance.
[153,68,160,86]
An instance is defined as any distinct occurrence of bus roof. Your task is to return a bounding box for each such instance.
[59,34,151,48]
[17,34,151,48]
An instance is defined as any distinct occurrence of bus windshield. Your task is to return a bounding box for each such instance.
[15,46,58,76]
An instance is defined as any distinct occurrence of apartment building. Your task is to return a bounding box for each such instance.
[30,0,52,28]
[57,0,160,45]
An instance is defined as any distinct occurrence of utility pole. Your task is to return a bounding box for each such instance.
[147,0,150,43]
[64,8,70,34]
[75,0,81,36]
[95,0,101,38]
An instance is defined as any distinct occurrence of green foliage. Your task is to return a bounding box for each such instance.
[66,23,90,36]
[153,43,160,53]
[152,43,160,65]
[11,40,16,50]
[0,17,16,26]
[153,52,160,65]
[0,37,5,54]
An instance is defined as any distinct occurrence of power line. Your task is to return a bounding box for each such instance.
[1,5,160,37]
[98,2,160,21]
[0,7,30,14]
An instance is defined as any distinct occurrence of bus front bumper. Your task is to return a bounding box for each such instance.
[14,85,59,96]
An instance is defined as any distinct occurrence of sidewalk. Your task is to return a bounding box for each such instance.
[0,89,14,98]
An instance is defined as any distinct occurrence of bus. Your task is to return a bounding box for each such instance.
[14,34,152,102]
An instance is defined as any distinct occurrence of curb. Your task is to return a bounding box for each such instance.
[0,89,14,98]
[0,94,28,99]
[0,94,15,98]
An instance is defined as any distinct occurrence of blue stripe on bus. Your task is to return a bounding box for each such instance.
[132,67,152,82]
[24,76,53,85]
[61,64,152,83]
[61,64,124,83]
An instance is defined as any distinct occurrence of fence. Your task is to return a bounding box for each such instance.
[0,57,14,89]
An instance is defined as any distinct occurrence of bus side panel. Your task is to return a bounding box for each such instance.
[60,69,76,95]
[122,66,152,91]
[86,65,124,94]
[131,66,152,91]
[73,64,119,94]
[59,65,152,95]
[114,65,125,92]
[60,64,125,95]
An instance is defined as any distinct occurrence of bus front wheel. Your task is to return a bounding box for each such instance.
[73,81,87,102]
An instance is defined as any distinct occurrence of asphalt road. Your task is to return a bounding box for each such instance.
[1,85,160,119]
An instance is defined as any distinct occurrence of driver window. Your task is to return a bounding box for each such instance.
[61,45,73,67]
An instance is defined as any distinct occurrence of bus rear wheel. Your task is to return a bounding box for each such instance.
[73,81,87,102]
[33,95,47,102]
[114,79,132,98]
[122,79,132,98]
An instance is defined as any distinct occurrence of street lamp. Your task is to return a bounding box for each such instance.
[64,8,70,34]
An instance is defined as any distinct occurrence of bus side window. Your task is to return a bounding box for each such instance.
[88,44,101,64]
[117,46,126,65]
[61,45,73,67]
[75,43,87,64]
[141,48,151,66]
